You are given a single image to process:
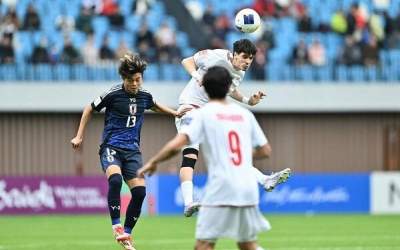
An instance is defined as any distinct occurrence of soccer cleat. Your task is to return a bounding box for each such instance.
[116,233,135,250]
[112,225,135,250]
[183,201,200,217]
[263,168,291,192]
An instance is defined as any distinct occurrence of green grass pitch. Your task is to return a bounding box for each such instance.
[0,214,399,250]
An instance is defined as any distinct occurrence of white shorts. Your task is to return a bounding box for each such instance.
[195,206,271,242]
[175,104,200,151]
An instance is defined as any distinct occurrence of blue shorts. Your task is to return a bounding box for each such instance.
[99,145,143,180]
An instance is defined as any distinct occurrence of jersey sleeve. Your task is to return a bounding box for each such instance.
[249,112,268,148]
[179,110,204,145]
[145,93,155,110]
[193,49,210,69]
[91,89,112,112]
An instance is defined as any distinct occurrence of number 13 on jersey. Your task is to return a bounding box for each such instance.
[126,104,137,127]
[228,130,242,166]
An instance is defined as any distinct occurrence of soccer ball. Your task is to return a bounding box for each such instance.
[234,8,261,33]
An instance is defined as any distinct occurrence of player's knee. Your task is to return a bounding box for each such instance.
[108,173,123,189]
[130,186,146,201]
[181,148,198,169]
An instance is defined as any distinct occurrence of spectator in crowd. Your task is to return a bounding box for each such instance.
[261,21,275,49]
[133,0,154,17]
[154,22,181,63]
[56,11,75,34]
[346,3,358,35]
[100,0,118,16]
[82,0,102,14]
[252,0,276,17]
[137,41,157,63]
[60,37,82,64]
[297,8,312,32]
[135,22,154,47]
[22,4,40,30]
[369,11,384,44]
[308,39,326,66]
[251,40,268,80]
[108,6,125,30]
[209,37,226,49]
[31,37,50,64]
[154,22,175,49]
[202,4,216,34]
[81,34,98,65]
[99,36,115,61]
[115,40,130,60]
[48,43,60,64]
[0,8,19,38]
[76,6,94,34]
[213,13,231,41]
[338,36,363,65]
[291,39,308,65]
[331,10,347,35]
[362,36,379,66]
[0,35,14,63]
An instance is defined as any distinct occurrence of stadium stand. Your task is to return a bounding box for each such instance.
[0,0,399,81]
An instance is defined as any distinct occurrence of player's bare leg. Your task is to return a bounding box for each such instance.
[237,241,258,250]
[194,240,215,250]
[180,148,200,217]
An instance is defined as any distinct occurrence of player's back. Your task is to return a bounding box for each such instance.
[197,102,260,206]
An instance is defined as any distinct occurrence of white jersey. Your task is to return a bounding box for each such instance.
[178,49,245,107]
[180,102,268,206]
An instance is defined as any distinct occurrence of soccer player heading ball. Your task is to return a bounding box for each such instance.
[176,39,291,216]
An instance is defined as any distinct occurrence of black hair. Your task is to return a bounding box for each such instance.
[233,39,257,56]
[202,66,232,99]
[118,53,147,79]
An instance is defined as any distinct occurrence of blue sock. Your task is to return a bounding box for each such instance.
[124,186,146,234]
[108,174,123,225]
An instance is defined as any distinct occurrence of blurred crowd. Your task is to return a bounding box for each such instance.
[0,0,182,65]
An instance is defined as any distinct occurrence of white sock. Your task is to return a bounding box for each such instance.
[181,181,194,206]
[252,166,267,184]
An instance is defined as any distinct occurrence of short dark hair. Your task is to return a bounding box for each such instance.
[118,53,147,79]
[233,39,257,56]
[202,66,232,99]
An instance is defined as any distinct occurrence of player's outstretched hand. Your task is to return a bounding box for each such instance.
[248,91,266,106]
[71,137,83,149]
[137,161,158,178]
[175,107,192,118]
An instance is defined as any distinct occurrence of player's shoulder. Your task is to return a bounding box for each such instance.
[102,84,123,98]
[138,88,153,97]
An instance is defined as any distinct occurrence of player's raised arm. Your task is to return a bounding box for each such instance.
[181,56,202,83]
[151,102,190,117]
[71,104,93,149]
[229,88,266,106]
[138,133,189,177]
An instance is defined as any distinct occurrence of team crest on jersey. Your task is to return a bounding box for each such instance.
[181,117,193,126]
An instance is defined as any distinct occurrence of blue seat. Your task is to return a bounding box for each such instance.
[295,65,313,81]
[365,67,378,82]
[159,64,177,81]
[336,65,348,81]
[144,64,159,81]
[53,64,71,81]
[349,66,365,81]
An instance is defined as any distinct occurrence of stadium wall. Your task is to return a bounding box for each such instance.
[1,82,400,175]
